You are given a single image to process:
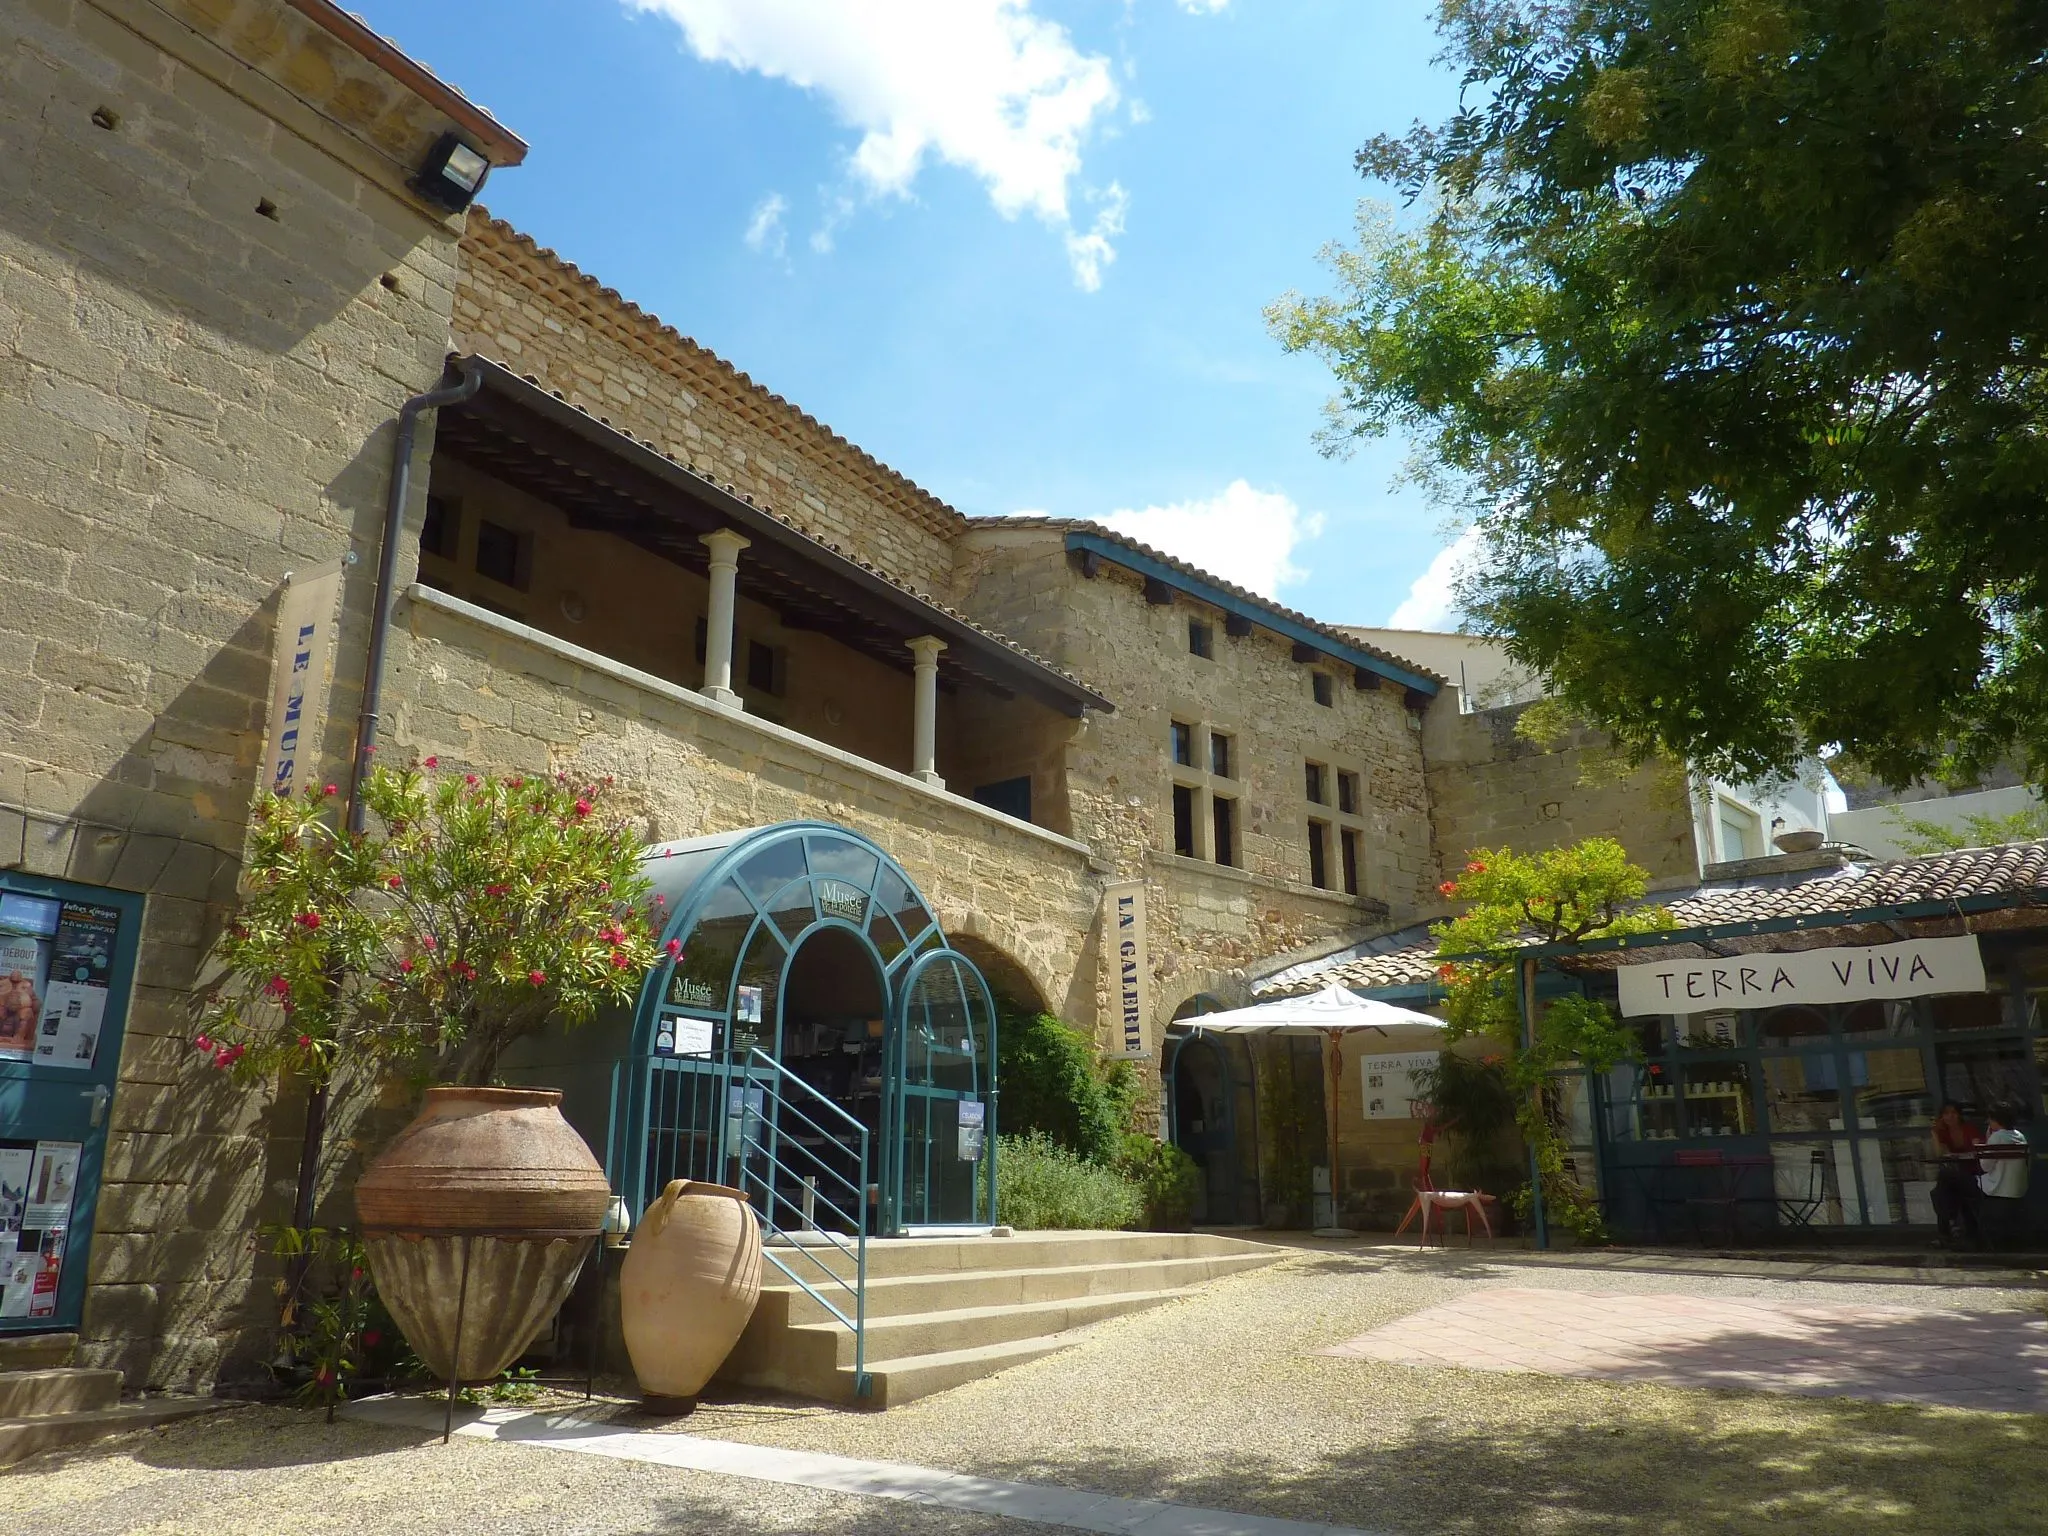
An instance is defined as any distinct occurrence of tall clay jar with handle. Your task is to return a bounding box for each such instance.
[620,1179,763,1408]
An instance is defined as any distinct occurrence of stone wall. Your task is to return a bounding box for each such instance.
[0,0,486,1388]
[452,215,966,598]
[1423,702,1701,888]
[955,525,1435,1056]
[384,589,1104,1024]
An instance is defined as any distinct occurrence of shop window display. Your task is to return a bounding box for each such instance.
[1765,1054,1843,1134]
[1681,1061,1753,1136]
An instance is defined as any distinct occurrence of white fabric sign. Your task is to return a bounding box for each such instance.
[1105,881,1149,1059]
[1617,935,1985,1018]
[1360,1051,1438,1121]
[259,557,345,805]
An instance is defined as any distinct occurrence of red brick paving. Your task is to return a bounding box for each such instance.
[1322,1285,2048,1413]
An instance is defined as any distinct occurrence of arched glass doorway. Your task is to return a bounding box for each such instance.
[616,822,998,1235]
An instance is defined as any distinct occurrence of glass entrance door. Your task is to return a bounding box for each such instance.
[887,950,997,1231]
[0,874,141,1333]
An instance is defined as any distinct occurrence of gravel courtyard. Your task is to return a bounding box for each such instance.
[12,1242,2048,1535]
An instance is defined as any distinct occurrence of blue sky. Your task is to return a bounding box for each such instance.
[359,1,1467,627]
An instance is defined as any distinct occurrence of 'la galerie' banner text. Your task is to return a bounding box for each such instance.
[1616,935,1985,1018]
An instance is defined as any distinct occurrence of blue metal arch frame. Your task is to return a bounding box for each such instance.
[612,821,997,1230]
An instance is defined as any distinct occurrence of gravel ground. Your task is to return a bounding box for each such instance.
[10,1244,2048,1536]
[674,1243,2048,1536]
[4,1406,1070,1536]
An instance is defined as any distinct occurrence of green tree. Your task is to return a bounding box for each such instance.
[1271,1,2048,791]
[1888,801,2048,854]
[1432,839,1671,1239]
[994,1006,1138,1165]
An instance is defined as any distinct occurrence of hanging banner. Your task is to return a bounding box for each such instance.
[1616,934,1986,1017]
[1104,881,1149,1059]
[258,556,346,807]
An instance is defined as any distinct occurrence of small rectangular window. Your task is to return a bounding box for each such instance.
[972,776,1032,823]
[1341,828,1360,896]
[1312,672,1334,707]
[473,518,530,591]
[1172,783,1197,857]
[1305,761,1327,804]
[1210,730,1232,780]
[1212,795,1236,867]
[421,494,459,560]
[746,639,781,695]
[1337,770,1360,816]
[1188,619,1214,659]
[1308,820,1329,889]
[1171,720,1194,767]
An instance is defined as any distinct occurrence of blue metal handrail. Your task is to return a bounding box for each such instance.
[732,1048,871,1398]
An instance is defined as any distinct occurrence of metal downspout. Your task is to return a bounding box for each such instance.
[343,358,483,833]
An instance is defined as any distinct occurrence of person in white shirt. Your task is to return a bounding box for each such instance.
[1978,1105,2030,1202]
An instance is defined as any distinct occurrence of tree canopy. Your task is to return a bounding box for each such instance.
[1270,0,2048,790]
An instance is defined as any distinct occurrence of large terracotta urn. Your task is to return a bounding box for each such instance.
[356,1086,610,1384]
[620,1179,763,1406]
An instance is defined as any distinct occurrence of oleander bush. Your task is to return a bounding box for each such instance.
[1117,1132,1202,1232]
[996,1132,1143,1231]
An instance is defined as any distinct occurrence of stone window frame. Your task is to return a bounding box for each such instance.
[1303,752,1369,896]
[1167,718,1241,866]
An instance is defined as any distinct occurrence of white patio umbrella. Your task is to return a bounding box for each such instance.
[1180,985,1446,1231]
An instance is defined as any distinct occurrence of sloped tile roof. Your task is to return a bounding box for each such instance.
[982,516,1447,686]
[1256,842,2048,997]
[463,214,969,546]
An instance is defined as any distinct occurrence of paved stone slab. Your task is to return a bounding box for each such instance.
[1322,1284,2048,1412]
[347,1396,1381,1536]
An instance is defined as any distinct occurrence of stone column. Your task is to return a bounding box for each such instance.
[908,635,946,786]
[700,529,750,710]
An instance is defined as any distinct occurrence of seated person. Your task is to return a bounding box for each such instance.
[1931,1101,1983,1246]
[1979,1105,2030,1200]
[1977,1104,2031,1245]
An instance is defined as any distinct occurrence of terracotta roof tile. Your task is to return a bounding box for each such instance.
[982,516,1446,684]
[462,214,968,546]
[1256,842,2048,997]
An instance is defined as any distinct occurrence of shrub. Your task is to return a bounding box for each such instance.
[996,1133,1142,1231]
[996,1009,1131,1164]
[1117,1133,1201,1232]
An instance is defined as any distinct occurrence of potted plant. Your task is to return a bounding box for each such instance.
[201,761,661,1384]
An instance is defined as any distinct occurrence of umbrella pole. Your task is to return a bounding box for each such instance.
[1323,1029,1344,1232]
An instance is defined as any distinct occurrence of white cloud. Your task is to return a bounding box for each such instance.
[1176,0,1231,11]
[743,192,788,257]
[1063,181,1126,292]
[1387,526,1481,630]
[1093,480,1325,599]
[628,1,1124,284]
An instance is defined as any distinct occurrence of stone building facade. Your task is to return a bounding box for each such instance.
[3,0,1761,1393]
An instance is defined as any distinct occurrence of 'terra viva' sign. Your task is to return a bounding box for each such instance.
[1616,934,1986,1018]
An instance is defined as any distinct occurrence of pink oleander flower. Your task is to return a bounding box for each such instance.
[423,756,438,769]
[573,798,593,819]
[665,938,683,960]
[528,970,546,986]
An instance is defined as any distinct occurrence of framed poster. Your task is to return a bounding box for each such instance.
[1360,1051,1439,1121]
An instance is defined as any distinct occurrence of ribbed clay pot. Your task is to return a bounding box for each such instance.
[356,1086,610,1383]
[620,1179,763,1405]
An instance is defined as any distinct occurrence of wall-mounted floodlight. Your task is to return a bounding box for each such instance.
[415,133,490,211]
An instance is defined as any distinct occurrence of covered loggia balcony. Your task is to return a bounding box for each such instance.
[413,358,1110,828]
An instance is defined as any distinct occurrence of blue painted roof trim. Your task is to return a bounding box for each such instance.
[1063,531,1442,695]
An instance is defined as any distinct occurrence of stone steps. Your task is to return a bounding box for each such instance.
[0,1336,226,1467]
[719,1230,1281,1407]
[0,1396,226,1466]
